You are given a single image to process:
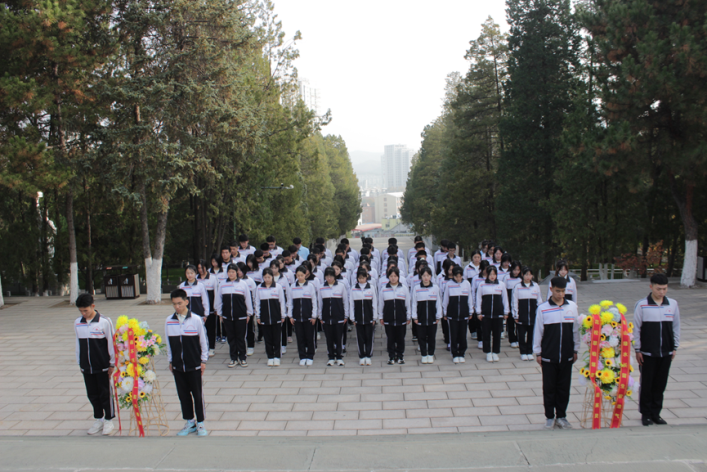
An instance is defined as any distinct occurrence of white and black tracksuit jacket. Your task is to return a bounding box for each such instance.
[178,280,210,318]
[215,278,253,320]
[75,313,115,374]
[349,282,378,324]
[255,283,287,325]
[166,312,209,372]
[379,283,410,326]
[475,280,510,318]
[288,281,319,322]
[532,299,579,363]
[546,276,578,303]
[633,294,680,357]
[318,281,349,324]
[412,283,442,325]
[512,282,543,325]
[443,280,474,320]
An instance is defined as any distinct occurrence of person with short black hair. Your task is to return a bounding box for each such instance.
[266,235,284,257]
[434,239,449,274]
[166,289,209,436]
[74,294,116,436]
[319,267,349,366]
[255,268,287,366]
[512,267,543,361]
[412,266,442,364]
[379,267,411,365]
[350,269,378,366]
[476,265,510,362]
[220,245,234,273]
[238,234,256,257]
[546,260,578,302]
[229,241,246,265]
[634,273,680,426]
[443,266,473,363]
[533,276,579,430]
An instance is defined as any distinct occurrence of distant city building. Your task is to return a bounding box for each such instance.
[373,192,404,224]
[381,144,415,190]
[361,203,375,224]
[297,79,321,116]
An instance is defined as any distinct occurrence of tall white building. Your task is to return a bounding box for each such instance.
[297,79,321,116]
[381,144,414,190]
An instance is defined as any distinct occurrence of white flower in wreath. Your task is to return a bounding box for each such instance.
[120,377,134,393]
[142,384,153,394]
[609,336,619,347]
[153,346,160,356]
[144,370,157,382]
[122,350,131,361]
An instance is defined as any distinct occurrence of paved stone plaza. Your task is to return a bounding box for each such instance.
[1,269,706,438]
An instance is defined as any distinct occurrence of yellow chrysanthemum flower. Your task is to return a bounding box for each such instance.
[121,332,129,342]
[604,395,612,401]
[600,311,614,325]
[116,316,129,329]
[600,300,614,309]
[127,319,140,332]
[582,316,593,329]
[616,303,627,315]
[588,305,601,315]
[155,335,162,344]
[600,369,615,384]
[601,347,616,359]
[139,356,149,365]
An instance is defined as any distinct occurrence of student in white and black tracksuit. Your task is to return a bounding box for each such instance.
[512,267,543,360]
[442,266,473,363]
[349,269,378,365]
[236,262,258,353]
[197,261,219,354]
[464,251,482,339]
[476,265,510,361]
[546,260,578,303]
[215,264,253,367]
[318,267,349,365]
[255,268,287,366]
[438,259,457,349]
[288,266,319,365]
[412,266,442,363]
[533,277,579,429]
[634,273,681,426]
[166,289,209,435]
[178,265,210,322]
[379,267,410,365]
[503,261,522,348]
[74,294,115,432]
[270,260,292,353]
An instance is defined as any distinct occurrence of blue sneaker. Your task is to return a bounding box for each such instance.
[177,420,197,436]
[196,422,208,436]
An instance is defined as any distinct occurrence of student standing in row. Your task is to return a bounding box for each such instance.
[215,263,253,368]
[476,266,510,363]
[237,262,258,356]
[533,277,578,430]
[512,267,543,361]
[442,266,473,364]
[504,261,522,349]
[634,273,680,426]
[412,266,442,364]
[178,265,210,324]
[319,267,349,366]
[471,260,490,350]
[379,267,410,365]
[197,260,219,357]
[255,268,287,367]
[547,260,578,302]
[209,254,227,344]
[74,294,115,436]
[350,269,378,366]
[464,251,482,341]
[166,289,209,436]
[288,266,318,366]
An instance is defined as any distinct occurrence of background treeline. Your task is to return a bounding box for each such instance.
[0,0,361,302]
[401,0,707,286]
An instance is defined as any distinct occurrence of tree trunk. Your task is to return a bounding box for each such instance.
[66,190,79,304]
[669,177,698,287]
[86,183,94,294]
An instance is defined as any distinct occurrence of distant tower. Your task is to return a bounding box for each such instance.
[381,144,414,190]
[297,79,321,116]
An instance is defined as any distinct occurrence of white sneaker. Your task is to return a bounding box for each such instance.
[281,347,286,355]
[306,359,314,366]
[288,336,293,343]
[511,342,519,348]
[365,358,371,366]
[336,359,345,366]
[267,359,274,367]
[478,341,483,349]
[459,356,465,363]
[421,356,428,364]
[274,358,281,366]
[521,354,527,361]
[326,359,335,366]
[87,418,103,435]
[299,359,307,366]
[471,332,477,339]
[428,355,434,364]
[544,418,555,430]
[453,357,460,364]
[247,347,254,356]
[492,353,499,362]
[102,419,115,436]
[486,353,493,363]
[208,349,215,357]
[360,358,366,366]
[317,333,321,340]
[501,331,506,339]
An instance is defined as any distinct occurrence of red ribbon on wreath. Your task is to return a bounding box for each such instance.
[588,314,604,429]
[610,313,631,428]
[111,334,122,435]
[127,327,145,437]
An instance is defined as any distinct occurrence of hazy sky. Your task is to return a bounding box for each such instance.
[273,1,510,155]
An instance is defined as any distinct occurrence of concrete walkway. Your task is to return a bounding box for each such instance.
[1,244,706,437]
[1,425,706,471]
